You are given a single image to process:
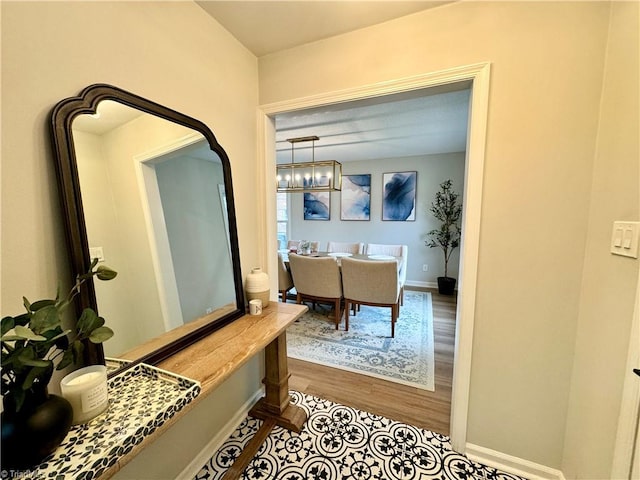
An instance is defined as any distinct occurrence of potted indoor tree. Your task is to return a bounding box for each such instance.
[425,179,462,295]
[1,260,117,469]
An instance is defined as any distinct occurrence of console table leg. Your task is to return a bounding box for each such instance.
[249,332,307,432]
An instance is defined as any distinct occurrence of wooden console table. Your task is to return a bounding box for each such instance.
[159,300,308,425]
[36,301,308,479]
[157,301,309,478]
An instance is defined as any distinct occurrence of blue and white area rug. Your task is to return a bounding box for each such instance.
[287,291,435,391]
[196,391,528,480]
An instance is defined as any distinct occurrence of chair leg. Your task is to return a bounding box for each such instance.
[345,300,350,331]
[280,289,286,303]
[391,303,398,338]
[334,298,341,329]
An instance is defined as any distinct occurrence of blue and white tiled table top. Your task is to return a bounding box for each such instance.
[27,363,201,480]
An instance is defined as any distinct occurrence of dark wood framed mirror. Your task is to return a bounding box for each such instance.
[50,84,245,376]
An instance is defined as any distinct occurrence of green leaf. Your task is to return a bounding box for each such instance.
[76,308,101,335]
[29,305,61,334]
[12,325,47,341]
[56,349,74,371]
[23,296,31,312]
[1,316,15,336]
[22,365,52,391]
[29,299,56,312]
[89,326,114,343]
[11,313,30,327]
[18,354,51,368]
[95,266,117,281]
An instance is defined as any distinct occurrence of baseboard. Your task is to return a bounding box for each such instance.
[405,280,438,289]
[466,443,566,480]
[177,388,264,479]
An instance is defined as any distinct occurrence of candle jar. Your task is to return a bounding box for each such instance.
[60,365,109,424]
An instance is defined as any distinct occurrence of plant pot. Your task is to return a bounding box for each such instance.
[437,276,457,295]
[1,386,73,469]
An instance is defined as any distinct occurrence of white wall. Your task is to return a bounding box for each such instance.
[259,1,638,474]
[288,152,465,285]
[562,2,639,478]
[1,1,260,476]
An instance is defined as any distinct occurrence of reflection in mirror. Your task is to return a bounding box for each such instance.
[51,85,244,376]
[72,104,236,359]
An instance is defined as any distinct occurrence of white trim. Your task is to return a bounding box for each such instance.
[611,267,640,479]
[449,61,491,452]
[467,443,567,480]
[258,62,491,453]
[177,388,264,479]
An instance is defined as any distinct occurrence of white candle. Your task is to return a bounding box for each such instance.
[60,365,109,424]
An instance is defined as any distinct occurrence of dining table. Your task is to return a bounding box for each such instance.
[279,250,402,271]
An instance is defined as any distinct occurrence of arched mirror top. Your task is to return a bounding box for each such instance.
[50,84,245,376]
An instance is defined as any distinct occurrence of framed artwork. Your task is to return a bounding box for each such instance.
[341,174,371,221]
[382,171,417,221]
[304,192,330,220]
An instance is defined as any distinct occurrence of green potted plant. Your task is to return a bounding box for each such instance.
[425,179,462,295]
[1,260,116,469]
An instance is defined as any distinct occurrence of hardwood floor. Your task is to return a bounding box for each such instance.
[287,287,457,435]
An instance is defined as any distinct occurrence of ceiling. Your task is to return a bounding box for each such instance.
[275,84,471,163]
[196,1,454,58]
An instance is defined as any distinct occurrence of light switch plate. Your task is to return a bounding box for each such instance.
[610,221,639,258]
[89,246,105,262]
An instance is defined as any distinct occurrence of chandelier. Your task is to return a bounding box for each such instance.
[276,136,342,193]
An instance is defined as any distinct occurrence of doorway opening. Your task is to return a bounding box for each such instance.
[260,63,491,451]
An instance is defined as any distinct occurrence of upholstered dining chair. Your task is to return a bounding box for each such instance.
[327,241,364,255]
[340,257,401,338]
[365,243,408,305]
[287,253,344,329]
[277,252,294,302]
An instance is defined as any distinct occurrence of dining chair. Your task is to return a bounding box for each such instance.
[327,241,364,255]
[341,257,401,338]
[287,253,344,329]
[277,252,294,302]
[365,243,408,305]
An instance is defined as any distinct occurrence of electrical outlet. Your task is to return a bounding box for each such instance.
[422,264,429,272]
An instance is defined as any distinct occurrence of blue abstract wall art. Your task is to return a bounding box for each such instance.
[382,171,417,221]
[341,174,371,221]
[304,192,330,220]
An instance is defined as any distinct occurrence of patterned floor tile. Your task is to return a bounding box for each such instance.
[195,391,528,480]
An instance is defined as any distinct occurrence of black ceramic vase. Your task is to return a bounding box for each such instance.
[437,276,457,295]
[1,385,73,470]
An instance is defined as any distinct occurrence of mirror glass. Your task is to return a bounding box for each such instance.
[51,85,245,375]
